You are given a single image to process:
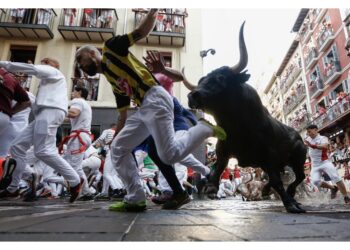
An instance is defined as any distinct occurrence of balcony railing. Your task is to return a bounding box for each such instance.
[323,60,341,86]
[309,78,324,99]
[311,94,350,131]
[283,87,306,115]
[133,9,186,47]
[343,9,350,25]
[289,113,311,132]
[280,66,302,93]
[0,8,56,39]
[58,9,118,42]
[301,22,314,43]
[71,76,100,101]
[305,47,318,69]
[317,28,335,52]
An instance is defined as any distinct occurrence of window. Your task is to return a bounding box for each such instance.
[9,45,37,91]
[146,50,172,68]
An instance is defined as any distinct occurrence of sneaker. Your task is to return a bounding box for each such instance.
[344,196,350,204]
[0,189,19,198]
[151,192,173,205]
[0,158,16,190]
[94,193,111,201]
[330,186,338,199]
[111,189,126,201]
[69,178,84,203]
[162,191,191,210]
[199,118,227,141]
[109,200,146,212]
[77,193,95,201]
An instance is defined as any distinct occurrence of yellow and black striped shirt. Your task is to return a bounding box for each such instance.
[102,33,159,110]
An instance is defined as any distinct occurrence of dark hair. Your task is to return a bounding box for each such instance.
[306,124,318,130]
[74,86,89,99]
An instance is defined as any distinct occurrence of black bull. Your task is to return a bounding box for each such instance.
[186,22,307,213]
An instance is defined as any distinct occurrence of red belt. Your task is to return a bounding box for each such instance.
[59,130,94,155]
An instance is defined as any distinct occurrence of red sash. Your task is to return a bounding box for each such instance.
[59,130,94,155]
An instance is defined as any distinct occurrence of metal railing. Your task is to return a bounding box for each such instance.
[317,27,334,49]
[0,8,56,30]
[133,9,187,34]
[310,94,350,130]
[283,87,306,115]
[289,113,311,132]
[305,47,318,68]
[308,78,324,98]
[322,60,341,85]
[280,65,301,93]
[71,77,100,101]
[59,9,118,30]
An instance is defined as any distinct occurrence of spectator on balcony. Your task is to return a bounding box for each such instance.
[165,17,173,32]
[173,8,187,33]
[83,9,97,28]
[10,8,26,24]
[97,9,114,29]
[63,9,76,26]
[156,9,165,32]
[37,9,51,25]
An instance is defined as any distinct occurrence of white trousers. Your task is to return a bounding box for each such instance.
[64,133,92,195]
[158,163,188,192]
[0,112,11,157]
[101,152,124,194]
[8,108,80,192]
[111,86,213,203]
[311,160,341,187]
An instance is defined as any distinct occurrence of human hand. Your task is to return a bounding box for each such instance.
[143,50,165,73]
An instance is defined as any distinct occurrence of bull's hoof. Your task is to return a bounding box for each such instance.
[285,203,306,213]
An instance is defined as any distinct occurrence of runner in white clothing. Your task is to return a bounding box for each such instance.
[0,58,82,202]
[305,124,350,204]
[62,86,93,201]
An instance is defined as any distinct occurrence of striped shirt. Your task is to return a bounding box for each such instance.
[101,33,159,110]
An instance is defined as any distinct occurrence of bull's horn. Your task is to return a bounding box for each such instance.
[230,21,248,74]
[181,67,196,91]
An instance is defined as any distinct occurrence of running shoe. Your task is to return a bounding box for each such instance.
[330,186,338,199]
[109,200,146,212]
[162,191,191,210]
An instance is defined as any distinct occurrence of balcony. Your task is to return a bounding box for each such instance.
[290,113,311,132]
[309,78,324,99]
[305,47,318,70]
[323,60,341,86]
[133,9,186,47]
[280,66,302,94]
[300,23,314,44]
[0,8,56,39]
[317,28,335,52]
[283,87,306,115]
[314,9,327,24]
[311,94,350,131]
[58,9,118,42]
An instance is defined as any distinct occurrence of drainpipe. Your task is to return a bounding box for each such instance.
[123,8,128,33]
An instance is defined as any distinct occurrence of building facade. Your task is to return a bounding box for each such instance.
[264,8,350,143]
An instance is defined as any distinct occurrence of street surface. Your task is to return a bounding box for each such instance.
[0,194,349,241]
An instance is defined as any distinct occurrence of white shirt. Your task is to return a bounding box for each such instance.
[10,92,36,131]
[84,145,98,159]
[69,98,92,132]
[306,134,329,166]
[0,61,68,115]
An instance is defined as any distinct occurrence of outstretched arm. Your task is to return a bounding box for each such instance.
[0,61,56,79]
[132,9,158,42]
[143,50,184,82]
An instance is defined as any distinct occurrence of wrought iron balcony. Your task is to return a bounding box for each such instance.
[280,66,302,94]
[58,9,118,42]
[323,60,341,86]
[309,78,324,99]
[283,87,306,115]
[0,8,56,39]
[317,28,335,52]
[305,47,318,69]
[311,94,350,131]
[71,76,100,101]
[133,9,186,47]
[343,8,350,26]
[289,113,311,132]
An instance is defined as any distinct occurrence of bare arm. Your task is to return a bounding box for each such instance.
[131,9,158,42]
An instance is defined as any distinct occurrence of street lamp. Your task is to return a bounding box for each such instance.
[200,48,216,58]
